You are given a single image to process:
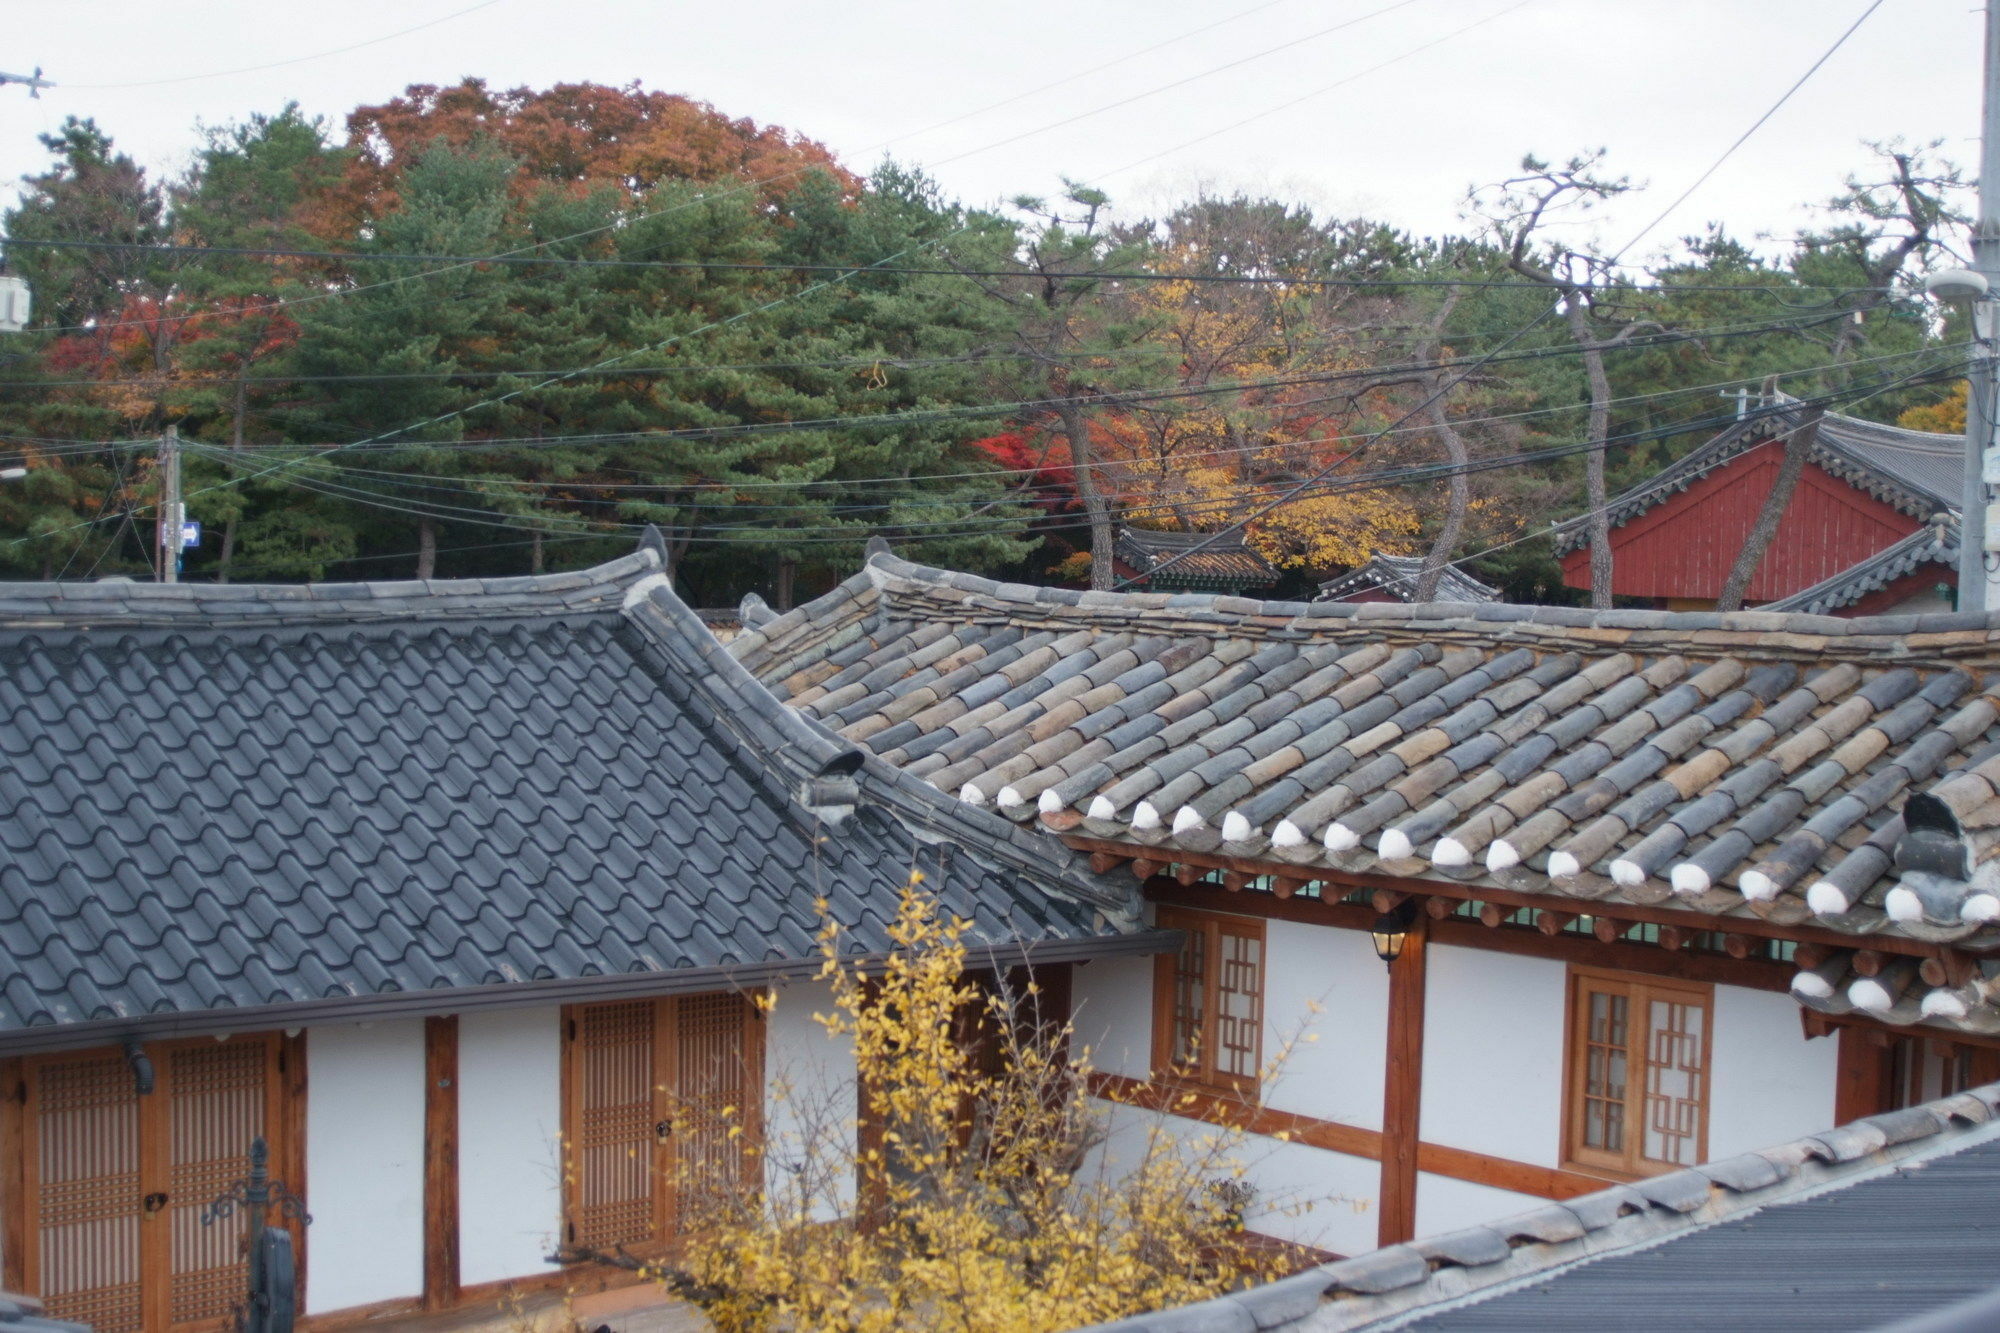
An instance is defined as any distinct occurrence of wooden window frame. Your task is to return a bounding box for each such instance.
[559,991,766,1257]
[1561,966,1713,1180]
[1151,908,1265,1099]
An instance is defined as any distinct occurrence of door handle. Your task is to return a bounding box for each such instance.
[655,1120,672,1142]
[143,1192,168,1215]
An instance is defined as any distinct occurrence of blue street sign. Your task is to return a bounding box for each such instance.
[180,520,201,550]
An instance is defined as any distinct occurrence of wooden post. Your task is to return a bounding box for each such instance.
[423,1016,461,1310]
[1378,913,1428,1247]
[1833,1024,1894,1125]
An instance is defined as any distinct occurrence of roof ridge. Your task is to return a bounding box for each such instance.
[626,568,1137,918]
[826,551,2000,668]
[0,551,664,630]
[1076,1081,2000,1333]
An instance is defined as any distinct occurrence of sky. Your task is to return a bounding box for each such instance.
[0,0,1983,269]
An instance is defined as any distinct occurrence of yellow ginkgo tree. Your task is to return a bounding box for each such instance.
[662,878,1296,1333]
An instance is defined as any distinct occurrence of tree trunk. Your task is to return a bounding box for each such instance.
[1716,407,1826,612]
[1413,384,1471,602]
[218,378,245,584]
[530,528,544,575]
[1057,398,1115,591]
[217,519,237,584]
[776,554,798,611]
[416,516,437,580]
[1565,300,1615,609]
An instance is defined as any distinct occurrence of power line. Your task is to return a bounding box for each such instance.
[68,0,512,89]
[0,235,1902,299]
[209,345,1959,509]
[1120,0,1893,592]
[181,359,1968,547]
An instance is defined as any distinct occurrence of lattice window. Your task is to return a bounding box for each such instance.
[1153,909,1264,1097]
[1564,969,1711,1178]
[18,1035,288,1333]
[564,992,764,1251]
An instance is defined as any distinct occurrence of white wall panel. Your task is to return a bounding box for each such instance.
[1707,984,1838,1160]
[457,1007,563,1286]
[1086,1099,1382,1258]
[1262,921,1388,1131]
[1072,953,1155,1081]
[1420,945,1567,1167]
[764,980,858,1219]
[305,1021,424,1314]
[1415,1170,1544,1239]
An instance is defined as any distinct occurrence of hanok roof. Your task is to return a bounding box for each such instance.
[0,550,1148,1053]
[1113,526,1277,590]
[1763,516,1959,616]
[1075,1082,2000,1333]
[1316,554,1499,605]
[1554,404,1962,557]
[736,553,2000,1033]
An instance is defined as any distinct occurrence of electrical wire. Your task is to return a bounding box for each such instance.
[68,0,512,90]
[0,236,1902,301]
[1118,0,1895,591]
[182,358,1969,547]
[208,345,1962,511]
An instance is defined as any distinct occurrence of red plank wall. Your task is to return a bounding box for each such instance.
[1559,441,1922,604]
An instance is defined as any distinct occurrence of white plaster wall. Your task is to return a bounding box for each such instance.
[1087,1099,1382,1258]
[1707,984,1838,1160]
[305,1021,425,1315]
[1420,945,1567,1168]
[1262,920,1388,1130]
[764,979,859,1220]
[457,1007,563,1287]
[1414,1171,1544,1239]
[1072,952,1155,1080]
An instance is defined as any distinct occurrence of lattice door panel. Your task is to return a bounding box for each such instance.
[29,1054,143,1333]
[164,1041,271,1328]
[570,1000,660,1249]
[671,993,755,1225]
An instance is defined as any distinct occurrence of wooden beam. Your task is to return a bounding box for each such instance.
[1379,912,1428,1248]
[1088,852,1130,877]
[1721,933,1756,960]
[1852,950,1885,978]
[281,1032,310,1316]
[1272,877,1305,900]
[1423,895,1456,920]
[1175,863,1204,887]
[1146,878,1797,993]
[1535,911,1576,937]
[1131,858,1164,882]
[1592,917,1630,943]
[1221,871,1250,892]
[423,1016,461,1311]
[1478,902,1508,929]
[1370,889,1407,915]
[1060,835,1952,960]
[1414,1142,1603,1201]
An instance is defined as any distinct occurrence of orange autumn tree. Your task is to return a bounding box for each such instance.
[1093,199,1423,571]
[321,79,858,232]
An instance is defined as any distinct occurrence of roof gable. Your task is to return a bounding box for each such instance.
[1555,405,1961,558]
[0,553,1140,1049]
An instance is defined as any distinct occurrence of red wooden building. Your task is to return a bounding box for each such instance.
[1556,405,1961,613]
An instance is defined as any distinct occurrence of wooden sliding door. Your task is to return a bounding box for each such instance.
[6,1034,295,1332]
[561,993,764,1254]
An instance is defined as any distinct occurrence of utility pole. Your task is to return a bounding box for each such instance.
[155,425,181,584]
[0,68,53,99]
[1958,0,2000,612]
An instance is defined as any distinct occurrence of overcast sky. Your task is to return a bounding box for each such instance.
[1,0,1982,268]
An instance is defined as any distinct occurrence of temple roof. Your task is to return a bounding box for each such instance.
[1113,526,1277,589]
[735,551,2000,1032]
[1317,553,1499,605]
[1763,516,1959,616]
[1554,404,1962,557]
[0,551,1147,1052]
